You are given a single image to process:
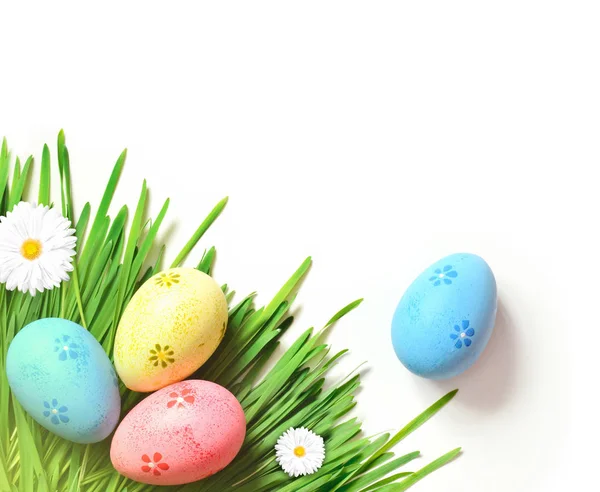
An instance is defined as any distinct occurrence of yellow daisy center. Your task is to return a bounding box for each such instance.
[294,446,306,457]
[21,239,43,260]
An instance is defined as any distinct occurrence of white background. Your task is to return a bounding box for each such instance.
[1,2,598,490]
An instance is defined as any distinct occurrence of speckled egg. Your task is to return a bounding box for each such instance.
[391,253,497,379]
[110,380,246,485]
[114,268,228,392]
[6,318,121,443]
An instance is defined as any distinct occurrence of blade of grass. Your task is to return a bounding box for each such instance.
[170,196,228,268]
[394,448,462,492]
[0,138,10,208]
[197,246,216,275]
[77,148,127,273]
[8,155,32,208]
[110,180,147,347]
[38,144,51,205]
[359,472,414,492]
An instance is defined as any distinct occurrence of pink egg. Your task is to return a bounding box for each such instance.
[110,380,246,485]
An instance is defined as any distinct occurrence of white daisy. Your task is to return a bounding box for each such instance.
[275,427,325,477]
[0,202,77,295]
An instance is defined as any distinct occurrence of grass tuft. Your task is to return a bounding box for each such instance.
[0,133,459,491]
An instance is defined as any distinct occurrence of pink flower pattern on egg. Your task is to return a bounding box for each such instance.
[141,453,170,476]
[167,389,194,409]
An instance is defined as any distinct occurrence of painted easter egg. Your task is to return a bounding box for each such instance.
[114,268,228,392]
[6,318,121,443]
[110,380,246,485]
[391,253,497,379]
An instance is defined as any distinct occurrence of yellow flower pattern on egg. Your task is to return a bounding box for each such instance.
[114,268,228,392]
[155,272,180,288]
[148,344,175,368]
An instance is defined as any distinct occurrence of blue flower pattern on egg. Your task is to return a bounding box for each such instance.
[450,320,475,349]
[429,265,458,286]
[54,335,79,361]
[43,399,70,425]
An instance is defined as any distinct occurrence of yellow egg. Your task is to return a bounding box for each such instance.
[114,268,228,392]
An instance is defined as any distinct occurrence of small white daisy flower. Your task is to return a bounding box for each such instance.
[0,202,77,296]
[275,427,325,478]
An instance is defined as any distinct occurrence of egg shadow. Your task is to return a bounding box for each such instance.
[432,298,519,413]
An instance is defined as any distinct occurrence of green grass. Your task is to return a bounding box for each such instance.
[0,132,460,491]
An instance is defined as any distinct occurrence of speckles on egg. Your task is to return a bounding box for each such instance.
[114,268,228,392]
[6,318,121,443]
[110,380,246,485]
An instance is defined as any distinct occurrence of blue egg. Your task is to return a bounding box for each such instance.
[391,253,497,379]
[6,318,121,443]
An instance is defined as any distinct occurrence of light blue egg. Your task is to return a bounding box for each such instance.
[6,318,121,443]
[391,253,497,379]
